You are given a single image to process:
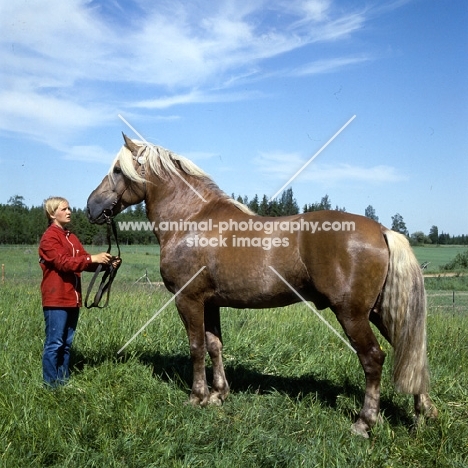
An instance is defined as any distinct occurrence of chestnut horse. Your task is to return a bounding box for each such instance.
[87,134,437,437]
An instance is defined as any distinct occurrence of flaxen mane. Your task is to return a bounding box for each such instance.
[110,142,254,215]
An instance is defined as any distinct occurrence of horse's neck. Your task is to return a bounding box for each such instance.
[144,172,237,237]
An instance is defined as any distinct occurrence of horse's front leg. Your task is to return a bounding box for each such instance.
[205,304,229,405]
[176,296,210,406]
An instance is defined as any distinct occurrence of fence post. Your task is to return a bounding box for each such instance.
[1,264,4,284]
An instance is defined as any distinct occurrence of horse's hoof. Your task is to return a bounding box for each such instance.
[351,420,369,438]
[185,394,209,407]
[424,403,438,419]
[416,395,439,419]
[184,398,198,407]
[208,391,228,406]
[208,394,223,406]
[428,406,439,419]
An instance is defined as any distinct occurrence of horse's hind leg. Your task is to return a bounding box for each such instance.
[370,312,438,423]
[369,310,391,344]
[204,304,230,405]
[336,312,386,438]
[414,394,438,421]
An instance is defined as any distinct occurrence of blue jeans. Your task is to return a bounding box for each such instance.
[42,308,79,388]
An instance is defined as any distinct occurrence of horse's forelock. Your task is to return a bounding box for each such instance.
[108,145,145,184]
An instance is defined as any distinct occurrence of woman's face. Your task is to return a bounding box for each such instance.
[53,201,71,228]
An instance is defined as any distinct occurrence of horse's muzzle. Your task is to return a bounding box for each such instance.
[86,204,109,225]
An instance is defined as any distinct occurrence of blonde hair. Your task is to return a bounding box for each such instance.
[44,197,68,224]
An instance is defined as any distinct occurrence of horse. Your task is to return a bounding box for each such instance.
[87,134,438,437]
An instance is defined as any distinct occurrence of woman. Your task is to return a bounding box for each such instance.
[39,196,119,388]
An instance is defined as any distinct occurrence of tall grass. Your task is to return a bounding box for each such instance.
[0,246,467,467]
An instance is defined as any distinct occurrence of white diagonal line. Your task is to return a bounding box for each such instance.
[117,266,206,354]
[145,143,209,203]
[268,266,356,353]
[269,114,356,201]
[118,113,148,142]
[117,114,208,203]
[170,168,208,203]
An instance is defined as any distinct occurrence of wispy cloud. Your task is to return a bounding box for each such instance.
[0,90,111,141]
[305,163,407,183]
[291,55,372,76]
[1,0,372,143]
[255,151,406,184]
[133,89,265,109]
[254,151,306,177]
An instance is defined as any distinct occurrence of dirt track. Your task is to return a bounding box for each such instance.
[423,272,468,278]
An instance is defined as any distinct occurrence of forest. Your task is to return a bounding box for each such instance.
[0,192,466,246]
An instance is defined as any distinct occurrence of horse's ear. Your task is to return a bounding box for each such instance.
[122,133,139,154]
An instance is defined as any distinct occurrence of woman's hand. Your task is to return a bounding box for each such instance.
[91,252,113,265]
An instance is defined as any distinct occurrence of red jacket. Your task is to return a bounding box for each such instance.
[39,224,95,307]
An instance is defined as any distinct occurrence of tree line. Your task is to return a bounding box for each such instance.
[1,193,466,246]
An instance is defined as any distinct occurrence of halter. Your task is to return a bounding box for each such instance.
[85,145,148,309]
[134,145,147,185]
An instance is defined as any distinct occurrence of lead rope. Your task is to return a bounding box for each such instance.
[85,146,147,308]
[85,216,122,309]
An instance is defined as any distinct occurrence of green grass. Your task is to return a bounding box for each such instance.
[413,245,468,273]
[0,244,162,283]
[0,245,467,467]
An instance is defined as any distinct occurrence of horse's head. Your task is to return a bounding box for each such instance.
[87,134,148,224]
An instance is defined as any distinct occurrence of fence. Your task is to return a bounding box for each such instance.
[426,291,468,313]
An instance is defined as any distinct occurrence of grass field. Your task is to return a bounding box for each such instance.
[412,245,468,272]
[0,245,467,467]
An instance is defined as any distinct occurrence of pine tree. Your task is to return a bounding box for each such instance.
[258,195,270,216]
[280,188,299,215]
[248,194,259,214]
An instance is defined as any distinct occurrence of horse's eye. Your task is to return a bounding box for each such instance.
[113,166,122,174]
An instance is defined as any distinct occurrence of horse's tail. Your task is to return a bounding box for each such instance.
[380,229,429,394]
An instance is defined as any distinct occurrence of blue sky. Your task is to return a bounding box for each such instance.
[1,0,467,235]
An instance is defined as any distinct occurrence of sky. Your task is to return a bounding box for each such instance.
[1,0,467,235]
